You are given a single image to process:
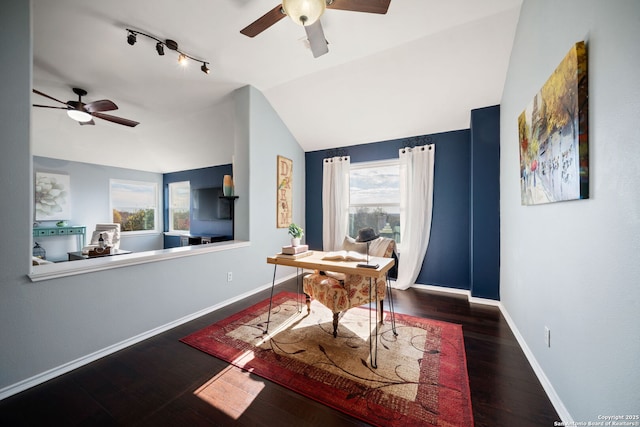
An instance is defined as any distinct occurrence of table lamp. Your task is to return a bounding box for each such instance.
[356,227,379,269]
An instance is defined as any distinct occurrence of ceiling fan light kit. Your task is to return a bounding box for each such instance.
[66,109,92,123]
[32,87,140,128]
[125,29,210,74]
[282,0,326,26]
[240,0,391,58]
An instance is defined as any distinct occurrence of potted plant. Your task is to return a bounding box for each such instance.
[288,223,304,247]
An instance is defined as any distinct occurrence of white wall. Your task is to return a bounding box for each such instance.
[0,2,304,397]
[500,0,640,422]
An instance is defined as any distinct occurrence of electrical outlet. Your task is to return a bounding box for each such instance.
[544,326,551,347]
[227,271,233,282]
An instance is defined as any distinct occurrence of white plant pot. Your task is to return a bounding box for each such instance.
[291,237,301,247]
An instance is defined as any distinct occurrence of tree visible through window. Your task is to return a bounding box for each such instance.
[168,181,190,232]
[349,160,401,243]
[110,179,157,232]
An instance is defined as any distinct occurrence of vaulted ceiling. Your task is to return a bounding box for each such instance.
[32,0,521,172]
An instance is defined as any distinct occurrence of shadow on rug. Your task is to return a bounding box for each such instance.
[181,291,473,427]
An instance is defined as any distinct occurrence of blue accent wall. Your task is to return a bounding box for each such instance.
[305,129,473,292]
[470,105,501,299]
[305,105,500,299]
[163,164,233,247]
[418,130,471,290]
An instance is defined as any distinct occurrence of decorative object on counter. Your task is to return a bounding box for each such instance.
[88,246,111,257]
[288,223,304,246]
[82,223,120,254]
[223,175,234,196]
[32,242,46,260]
[277,155,293,228]
[56,220,68,227]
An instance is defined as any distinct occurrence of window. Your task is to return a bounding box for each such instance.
[349,160,401,243]
[110,179,158,232]
[168,181,190,232]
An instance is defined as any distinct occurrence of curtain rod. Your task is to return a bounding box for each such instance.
[401,135,434,149]
[324,148,349,160]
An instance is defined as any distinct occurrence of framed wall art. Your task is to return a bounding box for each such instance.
[518,41,589,205]
[276,155,293,228]
[35,171,71,220]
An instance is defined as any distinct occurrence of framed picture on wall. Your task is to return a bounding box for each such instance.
[35,171,71,221]
[277,155,293,228]
[518,41,589,205]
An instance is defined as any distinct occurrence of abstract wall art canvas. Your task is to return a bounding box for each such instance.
[277,155,293,228]
[518,41,589,205]
[35,172,71,220]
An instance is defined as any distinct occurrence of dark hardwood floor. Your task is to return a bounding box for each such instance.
[0,279,559,426]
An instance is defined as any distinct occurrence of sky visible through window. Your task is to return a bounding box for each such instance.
[350,163,400,206]
[111,180,157,211]
[169,181,190,208]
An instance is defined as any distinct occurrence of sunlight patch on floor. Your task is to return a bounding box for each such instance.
[194,364,265,420]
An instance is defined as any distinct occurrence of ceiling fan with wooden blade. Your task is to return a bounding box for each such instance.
[32,87,140,127]
[240,0,390,57]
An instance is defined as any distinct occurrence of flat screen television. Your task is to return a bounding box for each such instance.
[191,187,231,221]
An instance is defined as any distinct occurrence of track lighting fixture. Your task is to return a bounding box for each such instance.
[126,29,210,75]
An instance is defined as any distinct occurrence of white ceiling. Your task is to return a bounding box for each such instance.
[32,0,522,173]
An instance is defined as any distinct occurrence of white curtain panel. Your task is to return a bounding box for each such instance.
[322,156,350,251]
[394,145,435,290]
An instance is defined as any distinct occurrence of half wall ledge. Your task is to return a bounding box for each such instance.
[28,240,250,282]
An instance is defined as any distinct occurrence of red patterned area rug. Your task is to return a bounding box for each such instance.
[181,292,473,427]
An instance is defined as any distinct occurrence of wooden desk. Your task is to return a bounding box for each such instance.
[266,251,395,279]
[266,251,397,368]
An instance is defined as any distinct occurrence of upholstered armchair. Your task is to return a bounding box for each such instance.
[82,223,121,254]
[303,236,397,337]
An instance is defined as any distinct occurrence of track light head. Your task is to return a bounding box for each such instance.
[156,42,165,56]
[127,32,136,45]
[201,63,210,74]
[165,39,178,51]
[178,53,188,66]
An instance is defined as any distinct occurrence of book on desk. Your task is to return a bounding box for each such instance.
[281,244,309,255]
[321,250,367,262]
[275,250,314,260]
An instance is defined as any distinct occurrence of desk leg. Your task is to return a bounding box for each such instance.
[369,277,379,369]
[386,273,398,336]
[295,267,303,313]
[263,264,277,334]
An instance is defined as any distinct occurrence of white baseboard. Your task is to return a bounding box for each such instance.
[0,273,297,401]
[498,303,573,424]
[411,283,501,306]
